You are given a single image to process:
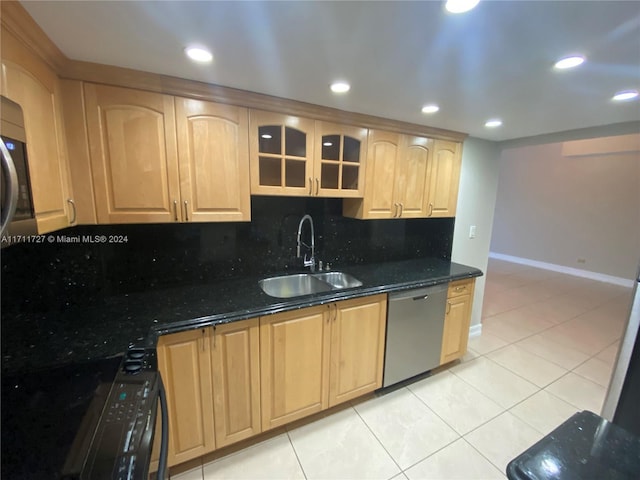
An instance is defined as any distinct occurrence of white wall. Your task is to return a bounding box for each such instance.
[452,137,502,328]
[491,131,640,280]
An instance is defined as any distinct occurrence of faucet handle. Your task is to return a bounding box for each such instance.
[303,254,315,271]
[318,260,323,271]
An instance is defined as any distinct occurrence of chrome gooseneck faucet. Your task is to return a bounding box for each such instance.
[296,214,315,272]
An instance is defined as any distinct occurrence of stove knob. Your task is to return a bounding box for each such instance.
[127,348,146,360]
[123,360,143,375]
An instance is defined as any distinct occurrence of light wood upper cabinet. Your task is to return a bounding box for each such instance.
[211,319,261,447]
[440,278,475,365]
[84,83,181,224]
[249,110,315,196]
[428,139,462,218]
[83,84,251,224]
[260,305,330,430]
[314,122,367,198]
[396,135,433,218]
[157,328,215,466]
[329,294,387,407]
[175,99,250,222]
[1,29,74,233]
[343,130,399,218]
[343,130,434,219]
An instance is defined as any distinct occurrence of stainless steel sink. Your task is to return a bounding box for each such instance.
[258,274,332,298]
[259,272,362,298]
[312,272,363,289]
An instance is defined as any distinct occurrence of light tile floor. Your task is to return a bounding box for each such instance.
[173,259,633,480]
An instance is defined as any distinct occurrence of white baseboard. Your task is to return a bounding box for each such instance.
[469,324,482,338]
[489,252,634,288]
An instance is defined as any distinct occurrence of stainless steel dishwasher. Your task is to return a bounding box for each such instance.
[383,284,448,388]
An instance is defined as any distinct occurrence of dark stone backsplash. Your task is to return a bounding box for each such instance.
[1,197,453,315]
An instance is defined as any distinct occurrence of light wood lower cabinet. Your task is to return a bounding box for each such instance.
[260,305,330,430]
[260,294,387,429]
[211,320,261,447]
[440,278,475,365]
[157,294,387,467]
[328,296,387,407]
[156,319,260,466]
[157,328,214,466]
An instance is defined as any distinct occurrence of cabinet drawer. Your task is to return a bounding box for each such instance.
[448,279,474,298]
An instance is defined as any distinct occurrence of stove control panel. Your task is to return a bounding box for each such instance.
[81,348,159,480]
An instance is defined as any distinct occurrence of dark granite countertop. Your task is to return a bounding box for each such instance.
[1,257,482,375]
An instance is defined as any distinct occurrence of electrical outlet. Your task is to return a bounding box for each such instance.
[469,225,477,239]
[577,258,586,264]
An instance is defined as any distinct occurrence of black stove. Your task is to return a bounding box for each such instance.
[1,347,167,479]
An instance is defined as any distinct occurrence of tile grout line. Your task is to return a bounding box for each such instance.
[285,430,309,480]
[350,401,405,476]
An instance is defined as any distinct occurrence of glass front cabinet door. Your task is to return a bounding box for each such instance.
[314,122,367,198]
[249,110,314,196]
[250,112,366,198]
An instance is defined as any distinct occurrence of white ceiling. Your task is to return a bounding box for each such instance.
[20,0,640,141]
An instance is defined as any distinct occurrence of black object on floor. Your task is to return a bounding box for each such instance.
[506,410,640,480]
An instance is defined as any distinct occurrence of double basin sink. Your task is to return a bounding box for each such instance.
[259,272,363,298]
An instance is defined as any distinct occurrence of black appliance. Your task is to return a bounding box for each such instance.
[602,262,640,436]
[1,347,168,479]
[507,410,640,480]
[1,95,38,240]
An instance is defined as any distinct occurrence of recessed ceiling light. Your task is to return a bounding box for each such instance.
[330,82,351,94]
[612,90,639,101]
[260,134,272,139]
[554,55,585,70]
[323,142,333,146]
[445,0,480,14]
[185,46,213,63]
[421,104,440,114]
[485,119,502,128]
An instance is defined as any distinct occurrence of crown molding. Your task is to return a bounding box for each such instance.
[1,0,467,142]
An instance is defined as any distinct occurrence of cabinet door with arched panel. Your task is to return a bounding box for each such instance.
[249,110,314,195]
[314,122,367,198]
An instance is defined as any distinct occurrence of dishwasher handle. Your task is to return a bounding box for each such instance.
[389,284,448,302]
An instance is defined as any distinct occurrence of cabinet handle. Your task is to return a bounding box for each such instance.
[333,304,338,322]
[446,301,451,314]
[326,305,331,323]
[455,286,465,292]
[428,203,433,217]
[315,178,320,196]
[173,200,178,221]
[67,198,77,224]
[184,200,189,222]
[210,327,214,350]
[393,203,398,217]
[399,203,404,217]
[309,177,313,195]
